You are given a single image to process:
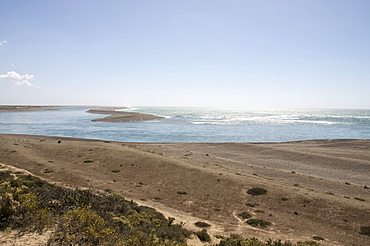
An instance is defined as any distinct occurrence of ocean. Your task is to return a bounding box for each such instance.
[0,107,370,143]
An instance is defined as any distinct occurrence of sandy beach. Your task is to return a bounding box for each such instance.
[0,134,369,245]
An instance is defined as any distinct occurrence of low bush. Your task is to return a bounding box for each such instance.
[49,207,118,245]
[194,221,210,228]
[247,188,267,196]
[360,226,370,236]
[312,236,324,241]
[354,197,366,202]
[43,169,53,173]
[238,211,252,220]
[246,219,272,228]
[196,229,211,242]
[246,203,259,207]
[217,236,322,246]
[0,170,191,245]
[177,191,188,195]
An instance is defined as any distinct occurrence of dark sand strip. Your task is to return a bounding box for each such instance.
[0,105,59,112]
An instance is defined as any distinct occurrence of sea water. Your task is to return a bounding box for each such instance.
[0,107,370,143]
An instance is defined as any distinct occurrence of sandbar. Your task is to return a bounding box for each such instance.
[87,108,165,122]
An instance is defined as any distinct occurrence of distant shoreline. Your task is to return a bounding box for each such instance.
[0,105,165,122]
[0,105,59,112]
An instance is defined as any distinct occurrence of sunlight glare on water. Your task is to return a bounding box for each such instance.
[0,107,370,142]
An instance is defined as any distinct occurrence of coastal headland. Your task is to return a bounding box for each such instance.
[0,134,369,245]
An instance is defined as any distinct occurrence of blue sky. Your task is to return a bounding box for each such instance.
[1,0,370,108]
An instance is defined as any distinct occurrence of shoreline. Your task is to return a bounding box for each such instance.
[0,105,165,122]
[0,105,59,112]
[0,134,369,245]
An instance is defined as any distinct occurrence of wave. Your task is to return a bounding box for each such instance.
[188,118,346,126]
[115,107,140,112]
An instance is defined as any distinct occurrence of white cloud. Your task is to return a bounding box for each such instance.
[0,71,39,87]
[0,71,34,80]
[0,40,7,45]
[15,80,34,87]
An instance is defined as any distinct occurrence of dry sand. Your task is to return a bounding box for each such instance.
[0,134,369,245]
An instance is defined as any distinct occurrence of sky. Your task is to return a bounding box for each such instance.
[1,0,370,109]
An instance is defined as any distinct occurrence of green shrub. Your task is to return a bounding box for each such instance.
[49,207,118,246]
[312,236,324,241]
[0,170,191,245]
[246,203,259,207]
[111,170,120,173]
[177,191,187,195]
[360,226,370,236]
[195,221,211,228]
[354,197,366,202]
[196,229,211,242]
[83,160,94,163]
[247,188,267,196]
[218,236,264,246]
[238,211,252,219]
[217,237,322,246]
[0,181,21,224]
[246,219,272,228]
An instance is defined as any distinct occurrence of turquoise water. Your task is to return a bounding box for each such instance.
[0,107,370,142]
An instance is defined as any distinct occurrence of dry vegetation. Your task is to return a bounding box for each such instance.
[0,169,323,246]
